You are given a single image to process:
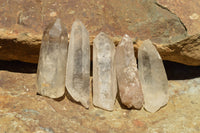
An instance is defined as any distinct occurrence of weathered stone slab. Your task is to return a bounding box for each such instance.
[93,32,117,111]
[65,20,90,108]
[0,0,189,64]
[115,34,144,109]
[158,0,200,35]
[37,19,68,98]
[1,61,200,133]
[156,33,200,66]
[138,40,169,113]
[0,0,186,43]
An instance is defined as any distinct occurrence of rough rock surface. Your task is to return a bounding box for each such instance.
[158,0,200,35]
[0,0,186,43]
[155,33,200,66]
[0,61,200,132]
[0,28,200,66]
[1,0,198,65]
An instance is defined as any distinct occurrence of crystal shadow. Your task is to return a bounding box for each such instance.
[0,60,37,73]
[164,61,200,80]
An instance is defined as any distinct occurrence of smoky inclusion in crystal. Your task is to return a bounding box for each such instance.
[138,40,169,113]
[37,18,68,98]
[93,32,117,111]
[115,34,144,109]
[65,20,90,108]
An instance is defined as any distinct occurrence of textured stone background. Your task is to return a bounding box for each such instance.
[0,61,200,132]
[0,0,200,132]
[0,0,187,43]
[158,0,200,35]
[0,0,200,65]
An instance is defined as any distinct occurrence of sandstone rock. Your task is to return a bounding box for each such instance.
[138,40,169,113]
[65,20,90,108]
[0,0,199,66]
[1,61,200,132]
[93,32,117,111]
[157,0,200,35]
[155,33,200,66]
[37,19,68,98]
[115,34,144,109]
[0,0,189,64]
[0,0,186,43]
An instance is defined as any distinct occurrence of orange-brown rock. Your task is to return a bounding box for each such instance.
[0,0,199,65]
[1,0,194,65]
[0,61,200,132]
[157,0,200,35]
[155,33,200,66]
[0,0,186,43]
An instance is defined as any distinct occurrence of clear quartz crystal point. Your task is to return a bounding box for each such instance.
[37,18,68,98]
[138,39,169,113]
[93,32,117,111]
[65,20,90,108]
[115,34,144,109]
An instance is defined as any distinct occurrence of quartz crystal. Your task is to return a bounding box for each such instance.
[138,40,169,113]
[115,34,144,109]
[37,18,68,98]
[65,20,90,108]
[93,32,117,111]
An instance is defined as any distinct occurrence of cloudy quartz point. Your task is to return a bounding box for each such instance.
[37,18,68,98]
[65,20,90,108]
[93,32,117,111]
[138,40,169,113]
[115,34,144,109]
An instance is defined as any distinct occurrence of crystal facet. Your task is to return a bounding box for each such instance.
[138,39,169,113]
[93,32,117,111]
[115,34,144,109]
[65,20,90,108]
[37,18,68,98]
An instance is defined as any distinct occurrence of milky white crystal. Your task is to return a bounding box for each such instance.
[138,39,169,113]
[93,32,117,111]
[37,18,68,98]
[65,20,90,108]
